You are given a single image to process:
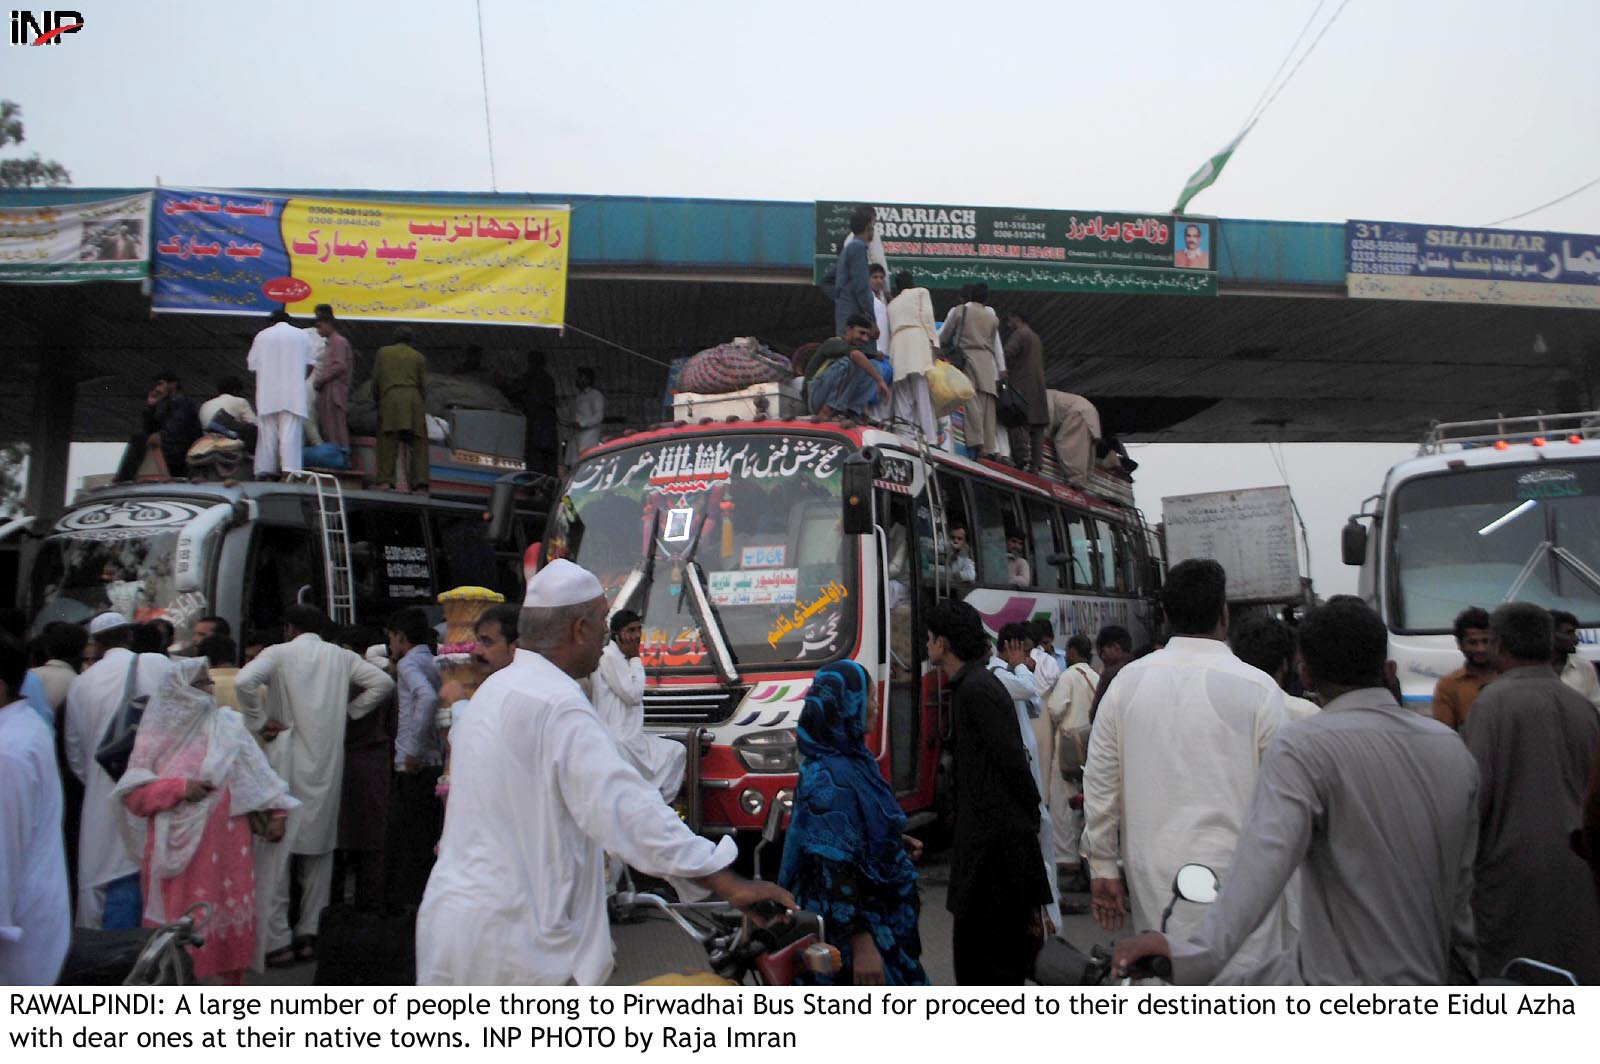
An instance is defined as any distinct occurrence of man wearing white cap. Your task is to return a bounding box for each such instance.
[62,613,172,928]
[417,559,794,985]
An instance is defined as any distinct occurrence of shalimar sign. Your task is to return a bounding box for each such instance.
[814,200,1217,297]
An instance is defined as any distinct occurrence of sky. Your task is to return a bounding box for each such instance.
[11,0,1599,595]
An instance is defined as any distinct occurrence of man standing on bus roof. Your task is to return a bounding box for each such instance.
[1430,606,1498,730]
[373,326,430,493]
[248,309,316,479]
[311,304,352,455]
[1551,609,1600,709]
[417,559,793,985]
[1084,560,1292,981]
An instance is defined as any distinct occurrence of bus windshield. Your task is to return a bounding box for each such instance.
[547,434,856,671]
[1391,462,1600,630]
[28,497,211,643]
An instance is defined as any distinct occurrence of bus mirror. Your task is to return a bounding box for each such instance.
[1045,552,1068,566]
[842,448,880,536]
[1341,518,1368,566]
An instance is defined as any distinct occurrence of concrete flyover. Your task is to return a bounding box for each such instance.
[4,187,1599,516]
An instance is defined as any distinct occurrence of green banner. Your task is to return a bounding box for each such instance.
[815,201,1217,296]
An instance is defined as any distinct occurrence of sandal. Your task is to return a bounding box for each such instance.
[294,935,317,962]
[264,946,298,969]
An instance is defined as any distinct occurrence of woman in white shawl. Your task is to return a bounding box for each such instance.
[115,658,296,983]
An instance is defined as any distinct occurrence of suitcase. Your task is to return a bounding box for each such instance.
[313,905,417,985]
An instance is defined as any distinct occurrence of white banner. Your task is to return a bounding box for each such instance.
[0,193,153,283]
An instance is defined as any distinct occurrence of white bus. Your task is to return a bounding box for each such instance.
[1342,411,1600,709]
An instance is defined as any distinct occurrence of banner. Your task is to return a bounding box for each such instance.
[151,189,569,326]
[0,193,151,283]
[1346,219,1600,310]
[815,201,1217,297]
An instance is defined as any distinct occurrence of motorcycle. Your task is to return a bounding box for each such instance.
[610,795,840,985]
[1035,863,1219,985]
[58,901,211,985]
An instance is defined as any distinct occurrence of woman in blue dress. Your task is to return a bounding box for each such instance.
[779,660,928,985]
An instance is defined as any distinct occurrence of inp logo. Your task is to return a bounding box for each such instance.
[10,10,83,45]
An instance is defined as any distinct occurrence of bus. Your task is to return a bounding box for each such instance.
[1342,411,1600,708]
[25,441,545,647]
[540,413,1162,836]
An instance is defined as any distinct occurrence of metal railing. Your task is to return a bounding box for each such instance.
[1418,411,1600,455]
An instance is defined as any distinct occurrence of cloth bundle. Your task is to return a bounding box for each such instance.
[677,337,793,395]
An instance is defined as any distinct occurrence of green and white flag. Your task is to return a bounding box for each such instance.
[1174,122,1255,214]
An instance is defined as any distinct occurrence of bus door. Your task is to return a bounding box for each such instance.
[882,490,927,797]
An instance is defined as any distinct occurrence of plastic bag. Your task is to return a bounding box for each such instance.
[927,360,976,416]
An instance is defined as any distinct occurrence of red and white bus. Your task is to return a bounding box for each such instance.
[540,413,1161,836]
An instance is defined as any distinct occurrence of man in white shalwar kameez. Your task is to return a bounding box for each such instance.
[564,369,604,469]
[0,634,71,985]
[885,272,939,441]
[1084,560,1291,981]
[416,560,794,985]
[593,610,684,801]
[247,310,315,477]
[62,613,172,928]
[235,605,393,965]
[1044,634,1097,879]
[990,625,1061,930]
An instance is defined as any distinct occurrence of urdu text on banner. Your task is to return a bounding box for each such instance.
[0,193,152,283]
[815,200,1218,296]
[1346,219,1600,310]
[150,189,570,327]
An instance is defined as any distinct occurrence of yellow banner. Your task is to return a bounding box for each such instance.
[279,198,569,327]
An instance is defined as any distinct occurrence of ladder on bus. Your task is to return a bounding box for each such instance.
[288,470,356,625]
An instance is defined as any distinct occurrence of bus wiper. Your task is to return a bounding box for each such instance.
[677,515,740,686]
[1501,540,1600,602]
[610,510,661,622]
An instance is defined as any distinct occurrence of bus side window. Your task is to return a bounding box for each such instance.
[1061,510,1096,591]
[1026,499,1063,590]
[1113,525,1138,594]
[969,484,1011,585]
[1092,518,1118,592]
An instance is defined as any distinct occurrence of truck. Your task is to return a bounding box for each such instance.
[1341,411,1600,708]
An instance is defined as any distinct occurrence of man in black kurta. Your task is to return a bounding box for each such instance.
[1463,602,1600,983]
[927,599,1053,984]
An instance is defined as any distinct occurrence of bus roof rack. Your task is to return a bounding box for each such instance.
[1419,411,1600,455]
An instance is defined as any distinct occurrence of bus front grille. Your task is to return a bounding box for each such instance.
[641,687,746,726]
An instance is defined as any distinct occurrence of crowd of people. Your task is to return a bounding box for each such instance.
[5,554,1600,986]
[111,313,604,491]
[814,204,1122,484]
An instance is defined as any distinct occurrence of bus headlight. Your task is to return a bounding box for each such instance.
[732,730,798,773]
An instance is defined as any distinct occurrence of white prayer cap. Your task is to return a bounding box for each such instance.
[364,644,389,667]
[88,612,131,636]
[523,558,604,609]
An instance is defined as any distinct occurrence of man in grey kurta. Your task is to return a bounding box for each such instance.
[1111,598,1480,984]
[1463,602,1600,984]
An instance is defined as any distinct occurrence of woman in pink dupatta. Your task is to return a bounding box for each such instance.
[114,658,296,983]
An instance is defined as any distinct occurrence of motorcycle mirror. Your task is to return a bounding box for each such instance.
[1173,863,1220,904]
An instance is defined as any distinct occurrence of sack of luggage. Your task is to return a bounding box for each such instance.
[678,338,792,395]
[313,904,417,985]
[926,360,976,417]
